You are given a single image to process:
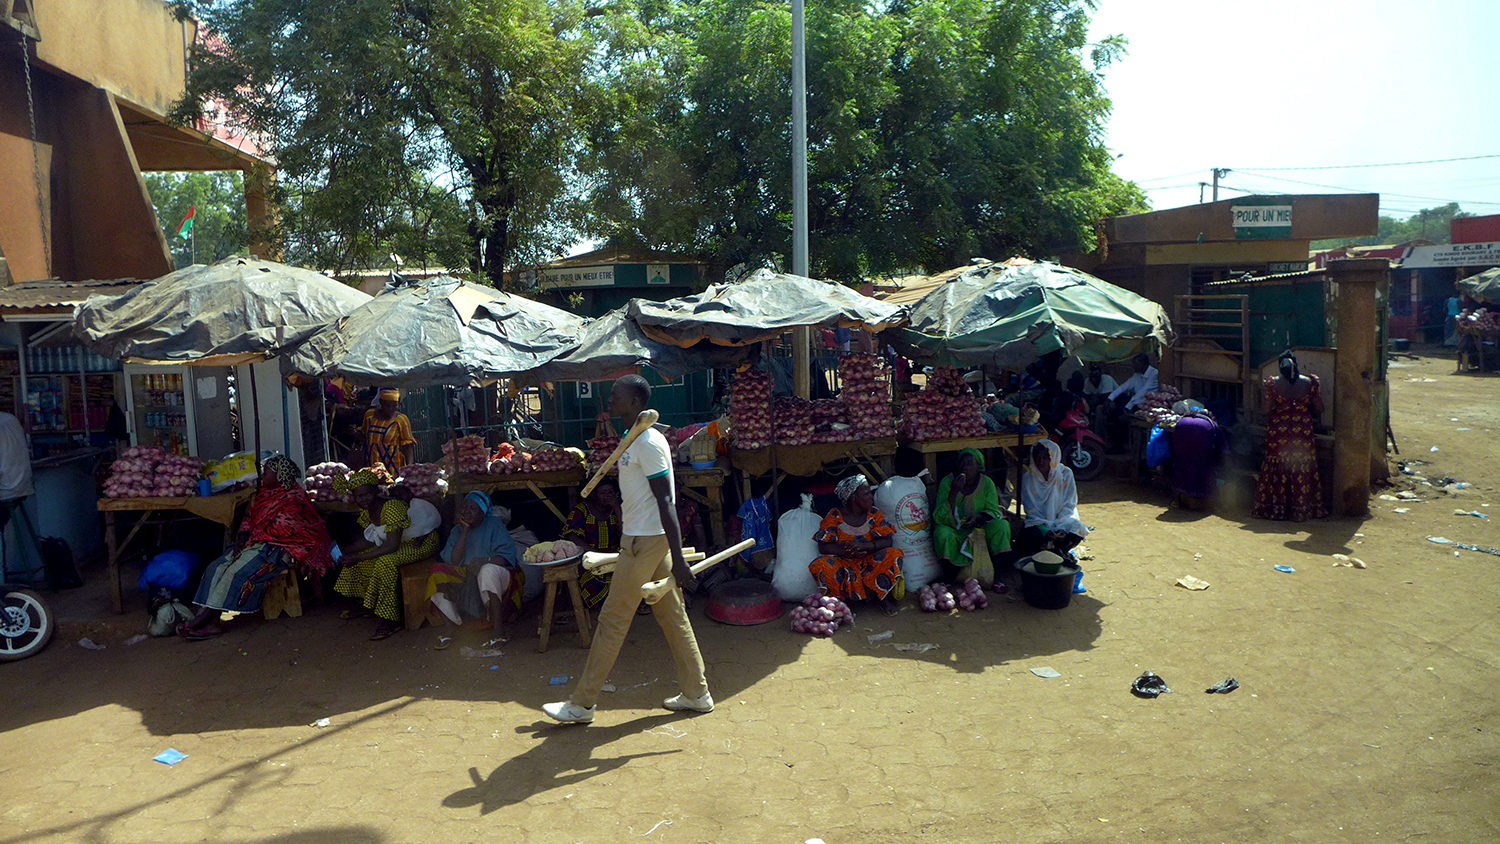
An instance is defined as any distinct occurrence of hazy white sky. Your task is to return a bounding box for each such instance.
[1087,0,1500,220]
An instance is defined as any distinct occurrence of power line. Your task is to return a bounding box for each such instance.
[1238,153,1500,171]
[1227,171,1500,207]
[1133,168,1210,184]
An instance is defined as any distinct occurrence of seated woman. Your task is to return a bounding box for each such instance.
[332,468,440,640]
[426,490,523,649]
[564,480,623,610]
[178,455,334,640]
[1018,440,1090,558]
[932,448,1011,586]
[809,475,905,615]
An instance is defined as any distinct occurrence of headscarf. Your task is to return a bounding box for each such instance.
[379,388,401,402]
[835,474,868,504]
[1021,437,1087,536]
[958,447,985,472]
[1026,439,1065,489]
[335,467,384,493]
[464,489,492,513]
[261,454,301,490]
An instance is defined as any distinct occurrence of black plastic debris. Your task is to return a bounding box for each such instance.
[1131,671,1172,698]
[1205,677,1240,694]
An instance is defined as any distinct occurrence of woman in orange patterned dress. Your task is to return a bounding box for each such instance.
[1253,352,1327,521]
[809,475,905,615]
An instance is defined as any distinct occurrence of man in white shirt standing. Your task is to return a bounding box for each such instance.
[1108,354,1158,412]
[545,375,711,723]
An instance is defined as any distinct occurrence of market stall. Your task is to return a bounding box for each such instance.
[98,487,257,614]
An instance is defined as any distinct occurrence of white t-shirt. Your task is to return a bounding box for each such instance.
[618,426,675,536]
[0,412,33,501]
[1108,366,1159,410]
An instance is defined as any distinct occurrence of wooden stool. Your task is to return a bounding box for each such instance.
[262,568,302,620]
[537,563,593,653]
[399,558,444,631]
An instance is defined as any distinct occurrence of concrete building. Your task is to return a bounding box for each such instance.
[0,0,267,286]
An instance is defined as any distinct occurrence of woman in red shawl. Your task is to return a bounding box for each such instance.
[178,455,334,640]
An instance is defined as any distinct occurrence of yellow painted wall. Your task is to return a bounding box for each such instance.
[30,0,194,117]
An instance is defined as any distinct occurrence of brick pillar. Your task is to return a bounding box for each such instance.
[1328,258,1385,517]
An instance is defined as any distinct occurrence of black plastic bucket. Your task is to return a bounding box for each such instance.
[1020,566,1078,610]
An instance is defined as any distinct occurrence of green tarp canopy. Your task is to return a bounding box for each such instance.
[1457,267,1500,304]
[889,260,1174,369]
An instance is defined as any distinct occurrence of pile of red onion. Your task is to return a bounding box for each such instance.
[1135,386,1184,426]
[838,354,895,439]
[788,593,854,635]
[808,399,851,444]
[305,462,351,502]
[102,446,203,498]
[900,367,986,441]
[773,395,814,445]
[729,369,772,449]
[917,579,987,611]
[442,436,490,474]
[526,447,584,473]
[586,434,620,474]
[396,462,448,497]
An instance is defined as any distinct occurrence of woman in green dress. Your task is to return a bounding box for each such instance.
[931,448,1010,585]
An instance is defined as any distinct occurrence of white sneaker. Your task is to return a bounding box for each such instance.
[663,692,714,713]
[542,701,595,724]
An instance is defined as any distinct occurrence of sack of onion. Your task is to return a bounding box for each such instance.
[442,436,490,474]
[900,367,987,441]
[395,462,449,497]
[306,462,353,502]
[729,369,773,449]
[837,354,896,438]
[788,593,855,635]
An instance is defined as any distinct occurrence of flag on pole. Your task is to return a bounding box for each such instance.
[175,205,196,241]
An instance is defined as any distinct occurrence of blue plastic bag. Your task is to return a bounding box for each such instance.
[138,549,201,592]
[736,497,774,562]
[1145,424,1172,468]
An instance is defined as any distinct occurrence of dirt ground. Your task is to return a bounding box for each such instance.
[2,352,1497,844]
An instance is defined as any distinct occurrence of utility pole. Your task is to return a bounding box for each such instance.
[1211,168,1231,202]
[790,0,811,399]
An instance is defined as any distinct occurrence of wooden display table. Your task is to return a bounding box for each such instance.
[97,487,258,614]
[903,431,1047,515]
[730,437,898,500]
[448,467,586,525]
[677,466,729,549]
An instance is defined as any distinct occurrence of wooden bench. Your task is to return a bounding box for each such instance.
[262,568,303,620]
[399,558,445,632]
[536,562,593,653]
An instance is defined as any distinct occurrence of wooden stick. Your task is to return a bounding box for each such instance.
[640,538,755,605]
[580,409,659,498]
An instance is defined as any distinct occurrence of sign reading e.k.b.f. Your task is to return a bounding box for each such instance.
[1232,199,1293,239]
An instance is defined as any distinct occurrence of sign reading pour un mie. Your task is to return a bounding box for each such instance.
[1232,201,1293,239]
[540,264,615,289]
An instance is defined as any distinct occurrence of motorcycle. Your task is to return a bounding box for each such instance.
[1052,404,1108,482]
[0,582,55,662]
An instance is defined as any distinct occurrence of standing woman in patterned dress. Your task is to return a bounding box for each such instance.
[360,389,416,471]
[1252,352,1328,521]
[333,469,440,639]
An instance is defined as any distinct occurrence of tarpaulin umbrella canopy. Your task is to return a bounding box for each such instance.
[627,268,907,348]
[530,307,755,383]
[285,274,586,387]
[1457,267,1500,304]
[890,260,1173,369]
[73,256,372,365]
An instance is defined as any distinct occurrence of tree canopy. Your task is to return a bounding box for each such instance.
[1312,202,1472,249]
[143,171,248,267]
[172,0,1142,284]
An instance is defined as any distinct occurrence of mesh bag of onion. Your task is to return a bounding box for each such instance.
[838,354,895,438]
[900,367,986,441]
[729,369,773,449]
[788,593,855,635]
[442,436,490,474]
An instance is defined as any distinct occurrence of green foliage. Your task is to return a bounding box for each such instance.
[142,171,248,266]
[586,0,1145,278]
[170,0,603,283]
[1311,203,1471,249]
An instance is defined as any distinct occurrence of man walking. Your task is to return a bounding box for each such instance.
[544,375,712,723]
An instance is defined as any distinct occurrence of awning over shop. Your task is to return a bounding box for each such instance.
[1457,267,1500,303]
[530,308,755,383]
[889,259,1174,369]
[286,274,586,387]
[0,279,147,320]
[627,269,907,348]
[73,257,371,364]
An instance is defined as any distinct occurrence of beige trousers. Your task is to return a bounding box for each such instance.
[571,533,708,708]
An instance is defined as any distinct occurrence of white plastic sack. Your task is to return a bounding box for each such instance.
[874,471,942,590]
[772,494,822,601]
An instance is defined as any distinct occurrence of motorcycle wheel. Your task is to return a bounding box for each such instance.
[0,587,55,662]
[1065,440,1106,482]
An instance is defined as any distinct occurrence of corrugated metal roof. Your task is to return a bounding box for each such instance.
[1202,268,1328,287]
[0,279,146,312]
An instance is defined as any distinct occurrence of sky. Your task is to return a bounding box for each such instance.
[1086,0,1500,221]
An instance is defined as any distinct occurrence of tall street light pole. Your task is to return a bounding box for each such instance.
[790,0,812,399]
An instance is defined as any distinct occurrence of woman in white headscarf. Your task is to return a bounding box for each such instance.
[1018,440,1089,556]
